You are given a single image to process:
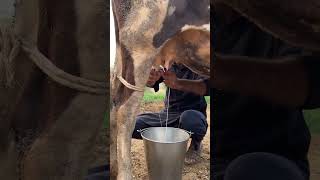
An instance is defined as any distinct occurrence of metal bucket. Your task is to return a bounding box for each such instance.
[139,127,191,180]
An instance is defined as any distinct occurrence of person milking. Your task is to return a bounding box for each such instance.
[131,64,210,165]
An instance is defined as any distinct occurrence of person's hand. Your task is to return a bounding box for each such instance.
[146,69,161,87]
[162,71,181,90]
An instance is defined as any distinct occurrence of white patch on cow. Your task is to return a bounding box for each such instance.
[167,5,176,16]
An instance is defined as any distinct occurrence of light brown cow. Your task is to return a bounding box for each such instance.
[111,0,320,179]
[111,0,210,179]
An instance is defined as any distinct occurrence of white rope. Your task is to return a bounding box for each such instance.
[23,45,107,94]
[116,75,145,92]
[0,26,108,94]
[1,26,145,94]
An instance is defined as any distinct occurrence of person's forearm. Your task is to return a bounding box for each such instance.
[213,54,309,107]
[175,79,207,96]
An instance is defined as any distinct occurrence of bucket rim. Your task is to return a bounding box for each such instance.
[138,127,191,144]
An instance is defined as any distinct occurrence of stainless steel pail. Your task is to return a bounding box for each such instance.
[139,127,191,180]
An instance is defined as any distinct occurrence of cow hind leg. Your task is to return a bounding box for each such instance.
[112,91,145,180]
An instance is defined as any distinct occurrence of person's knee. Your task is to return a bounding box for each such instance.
[180,110,207,130]
[180,110,207,141]
[224,152,305,180]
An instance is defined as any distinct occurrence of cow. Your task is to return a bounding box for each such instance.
[110,0,210,179]
[0,0,108,179]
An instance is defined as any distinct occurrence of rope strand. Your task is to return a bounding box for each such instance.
[116,75,145,92]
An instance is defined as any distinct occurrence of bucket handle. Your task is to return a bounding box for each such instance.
[137,128,194,136]
[137,129,147,134]
[186,131,194,135]
[184,130,194,136]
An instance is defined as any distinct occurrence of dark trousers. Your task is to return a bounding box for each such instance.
[213,152,308,180]
[132,109,208,142]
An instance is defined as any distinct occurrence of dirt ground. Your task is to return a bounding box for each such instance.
[89,102,320,180]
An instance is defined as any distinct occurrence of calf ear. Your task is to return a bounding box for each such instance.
[157,28,210,77]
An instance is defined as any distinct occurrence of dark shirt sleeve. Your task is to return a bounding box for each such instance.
[302,55,320,109]
[196,75,210,96]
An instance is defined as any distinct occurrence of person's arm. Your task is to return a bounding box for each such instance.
[213,54,310,108]
[176,79,208,96]
[162,71,207,96]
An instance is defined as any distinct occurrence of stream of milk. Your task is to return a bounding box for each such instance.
[157,87,170,140]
